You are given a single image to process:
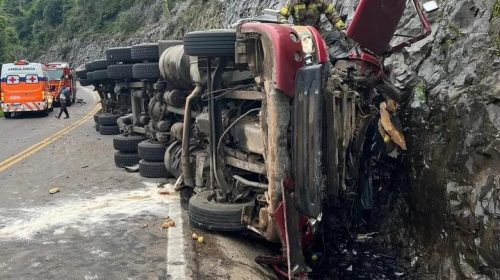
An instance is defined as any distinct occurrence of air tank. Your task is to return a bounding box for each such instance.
[159,45,193,90]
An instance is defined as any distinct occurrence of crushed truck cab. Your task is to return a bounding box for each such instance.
[0,60,52,117]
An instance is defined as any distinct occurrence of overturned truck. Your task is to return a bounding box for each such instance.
[86,0,437,277]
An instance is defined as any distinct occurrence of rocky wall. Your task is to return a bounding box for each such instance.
[387,0,500,278]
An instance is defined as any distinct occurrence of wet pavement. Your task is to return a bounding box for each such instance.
[0,86,273,280]
[0,86,180,279]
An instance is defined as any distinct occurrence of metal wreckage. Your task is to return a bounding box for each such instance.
[80,0,438,278]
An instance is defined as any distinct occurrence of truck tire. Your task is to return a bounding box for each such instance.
[99,125,120,135]
[98,114,120,126]
[42,107,49,117]
[113,134,147,152]
[189,191,254,232]
[131,43,160,61]
[89,70,108,81]
[107,64,134,80]
[114,151,140,168]
[164,141,182,178]
[86,72,94,81]
[132,63,161,80]
[106,47,133,63]
[4,112,12,118]
[94,112,103,123]
[138,140,166,162]
[95,123,100,132]
[183,30,236,57]
[85,59,110,71]
[139,160,169,178]
[79,78,93,86]
[75,64,88,79]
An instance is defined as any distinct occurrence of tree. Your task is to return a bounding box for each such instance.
[0,15,19,62]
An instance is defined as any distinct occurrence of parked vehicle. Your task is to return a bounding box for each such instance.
[0,60,52,117]
[46,62,76,106]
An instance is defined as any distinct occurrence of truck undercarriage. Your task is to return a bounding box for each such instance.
[77,0,437,277]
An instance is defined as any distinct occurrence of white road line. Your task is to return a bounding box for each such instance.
[166,189,188,279]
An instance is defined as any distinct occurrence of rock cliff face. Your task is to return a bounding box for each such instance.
[387,0,499,278]
[37,0,499,278]
[35,0,285,66]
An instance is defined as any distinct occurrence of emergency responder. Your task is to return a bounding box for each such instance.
[277,0,345,30]
[278,0,350,59]
[55,86,70,119]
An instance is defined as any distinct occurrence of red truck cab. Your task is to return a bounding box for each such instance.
[46,62,77,106]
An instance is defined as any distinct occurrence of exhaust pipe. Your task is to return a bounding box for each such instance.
[181,56,202,188]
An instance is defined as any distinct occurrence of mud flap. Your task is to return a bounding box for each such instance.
[293,64,326,218]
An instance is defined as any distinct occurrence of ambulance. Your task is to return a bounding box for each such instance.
[0,60,53,118]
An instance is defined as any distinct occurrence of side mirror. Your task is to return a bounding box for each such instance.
[423,1,439,13]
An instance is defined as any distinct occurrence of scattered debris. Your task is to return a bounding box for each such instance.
[411,256,419,267]
[156,183,168,189]
[347,265,353,271]
[158,190,170,195]
[143,224,148,229]
[356,232,378,242]
[160,223,169,230]
[81,165,89,169]
[49,188,60,194]
[160,218,176,230]
[124,164,139,173]
[173,175,184,191]
[197,236,204,244]
[167,219,175,227]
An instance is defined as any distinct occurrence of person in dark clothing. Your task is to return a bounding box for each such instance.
[55,87,70,119]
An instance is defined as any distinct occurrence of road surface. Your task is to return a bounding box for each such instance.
[0,85,275,280]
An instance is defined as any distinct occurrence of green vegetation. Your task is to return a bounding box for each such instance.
[413,81,427,104]
[493,0,500,18]
[447,22,464,40]
[0,0,157,58]
[0,0,19,62]
[0,110,4,118]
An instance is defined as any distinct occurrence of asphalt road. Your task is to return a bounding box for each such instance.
[0,92,95,161]
[0,85,275,280]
